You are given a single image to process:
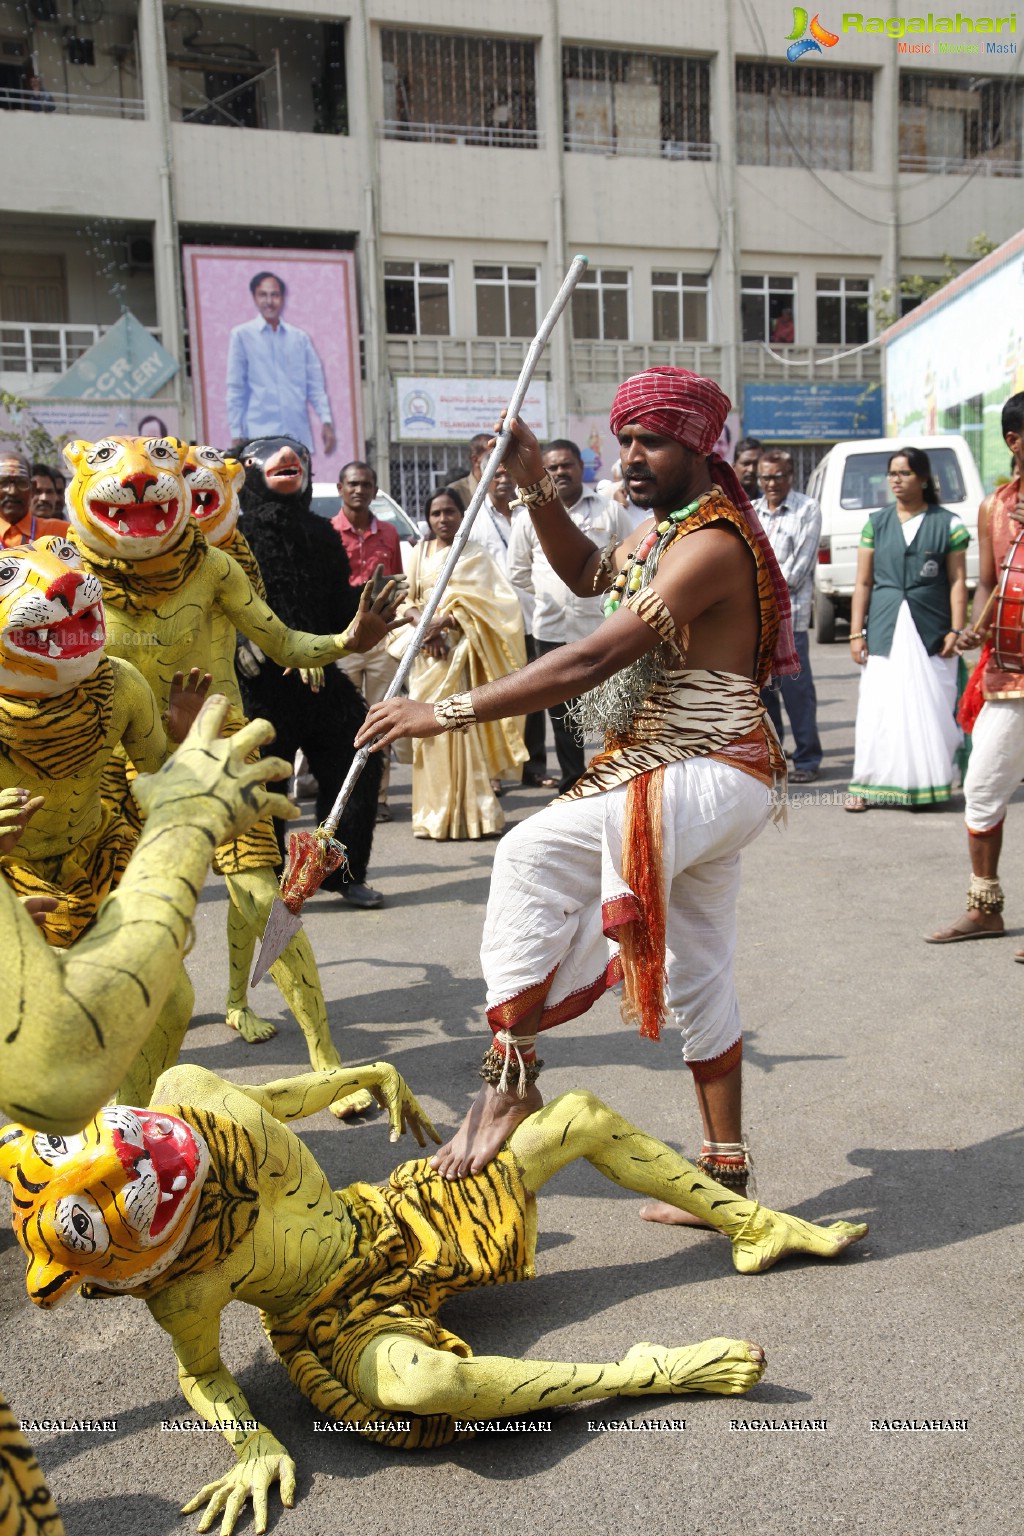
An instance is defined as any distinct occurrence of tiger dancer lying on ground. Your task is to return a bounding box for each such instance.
[0,694,298,1536]
[1,1058,867,1536]
[62,434,399,1111]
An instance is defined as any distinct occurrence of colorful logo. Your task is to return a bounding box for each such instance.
[786,8,840,60]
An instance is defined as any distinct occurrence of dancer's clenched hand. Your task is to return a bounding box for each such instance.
[355,698,442,750]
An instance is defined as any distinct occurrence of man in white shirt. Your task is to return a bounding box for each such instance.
[508,439,634,792]
[227,272,335,458]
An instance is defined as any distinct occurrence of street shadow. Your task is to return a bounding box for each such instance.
[786,1125,1024,1256]
[59,1495,184,1536]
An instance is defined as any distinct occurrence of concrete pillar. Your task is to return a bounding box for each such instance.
[350,0,389,486]
[137,0,187,428]
[715,0,741,412]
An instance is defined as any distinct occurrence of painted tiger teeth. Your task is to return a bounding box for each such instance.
[118,520,129,533]
[155,519,166,532]
[170,1174,187,1192]
[48,640,60,656]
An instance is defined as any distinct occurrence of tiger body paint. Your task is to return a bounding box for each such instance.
[0,537,172,949]
[64,437,361,1090]
[1,1063,866,1535]
[0,697,298,1536]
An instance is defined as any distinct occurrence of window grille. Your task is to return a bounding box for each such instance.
[384,260,452,336]
[571,268,631,341]
[381,30,538,148]
[562,45,711,159]
[741,275,796,345]
[652,272,710,342]
[815,276,871,346]
[736,64,873,171]
[899,73,1023,175]
[474,264,539,338]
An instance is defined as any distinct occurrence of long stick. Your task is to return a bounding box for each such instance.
[321,254,589,840]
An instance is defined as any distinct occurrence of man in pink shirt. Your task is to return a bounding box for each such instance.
[331,462,404,819]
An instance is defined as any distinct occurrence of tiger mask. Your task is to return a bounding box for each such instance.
[0,536,106,698]
[183,444,244,549]
[64,436,191,561]
[0,1104,209,1307]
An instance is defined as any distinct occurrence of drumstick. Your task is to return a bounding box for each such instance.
[969,587,997,635]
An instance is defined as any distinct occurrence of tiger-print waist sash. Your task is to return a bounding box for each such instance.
[0,658,114,779]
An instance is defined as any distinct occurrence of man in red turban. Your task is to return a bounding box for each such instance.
[357,368,804,1221]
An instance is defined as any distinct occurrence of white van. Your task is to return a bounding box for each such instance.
[809,435,983,642]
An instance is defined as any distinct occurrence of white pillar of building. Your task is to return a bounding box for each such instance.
[541,0,571,439]
[715,1,741,413]
[350,1,388,485]
[137,0,187,428]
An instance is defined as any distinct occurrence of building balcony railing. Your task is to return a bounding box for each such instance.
[741,342,881,382]
[1,322,160,379]
[386,335,552,379]
[382,119,541,149]
[572,339,723,385]
[0,88,145,120]
[564,134,715,161]
[898,152,1022,178]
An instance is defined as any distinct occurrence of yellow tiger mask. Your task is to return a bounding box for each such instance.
[64,436,191,560]
[0,1104,209,1307]
[183,444,244,549]
[0,535,106,698]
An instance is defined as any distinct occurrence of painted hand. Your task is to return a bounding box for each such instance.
[181,1433,296,1536]
[22,894,60,930]
[236,640,265,679]
[132,695,299,839]
[282,666,325,692]
[165,668,214,743]
[342,566,408,653]
[355,697,441,751]
[0,787,44,854]
[370,1064,442,1146]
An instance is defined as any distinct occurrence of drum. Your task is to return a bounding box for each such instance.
[991,522,1024,672]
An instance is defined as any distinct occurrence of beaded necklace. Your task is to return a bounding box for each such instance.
[603,497,705,616]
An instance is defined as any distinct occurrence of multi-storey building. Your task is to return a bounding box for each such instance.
[1,0,1021,501]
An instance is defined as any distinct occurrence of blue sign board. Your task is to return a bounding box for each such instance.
[743,381,882,442]
[46,312,178,402]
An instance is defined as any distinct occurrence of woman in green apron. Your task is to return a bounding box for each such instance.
[847,446,969,810]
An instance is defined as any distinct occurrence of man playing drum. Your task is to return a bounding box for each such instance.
[928,391,1024,953]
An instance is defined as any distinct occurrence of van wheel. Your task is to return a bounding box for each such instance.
[816,593,837,644]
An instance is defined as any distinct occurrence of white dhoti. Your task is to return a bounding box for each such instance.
[963,696,1024,832]
[481,758,771,1074]
[850,602,962,805]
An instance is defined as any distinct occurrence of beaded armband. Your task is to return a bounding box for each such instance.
[433,692,477,733]
[510,471,559,512]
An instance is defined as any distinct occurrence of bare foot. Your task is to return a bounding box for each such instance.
[430,1081,543,1179]
[640,1188,746,1229]
[226,1007,277,1043]
[329,1088,376,1120]
[621,1338,766,1397]
[731,1206,868,1274]
[925,909,1004,944]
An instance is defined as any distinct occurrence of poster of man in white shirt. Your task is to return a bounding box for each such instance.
[183,245,363,475]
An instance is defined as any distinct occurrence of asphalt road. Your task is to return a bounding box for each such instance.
[1,635,1020,1536]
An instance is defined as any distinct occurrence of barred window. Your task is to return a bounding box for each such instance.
[381,30,538,148]
[474,265,539,337]
[816,276,871,346]
[571,267,631,340]
[736,64,873,171]
[741,275,796,344]
[651,272,710,342]
[562,46,711,159]
[899,73,1023,175]
[384,261,452,336]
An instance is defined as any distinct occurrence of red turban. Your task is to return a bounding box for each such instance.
[609,367,798,677]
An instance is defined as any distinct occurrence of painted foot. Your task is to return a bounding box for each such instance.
[329,1088,377,1121]
[226,1007,277,1044]
[621,1339,766,1397]
[731,1206,868,1275]
[430,1081,543,1180]
[925,909,1004,944]
[640,1187,746,1229]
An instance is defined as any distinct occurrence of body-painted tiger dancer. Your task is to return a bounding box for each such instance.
[1,1060,866,1536]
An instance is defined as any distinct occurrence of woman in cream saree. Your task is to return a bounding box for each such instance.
[401,488,527,839]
